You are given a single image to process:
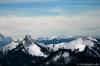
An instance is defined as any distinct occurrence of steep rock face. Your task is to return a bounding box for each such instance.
[42,49,76,65]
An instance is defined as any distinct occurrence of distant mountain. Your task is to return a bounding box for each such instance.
[0,35,100,66]
[0,33,12,47]
[36,36,77,44]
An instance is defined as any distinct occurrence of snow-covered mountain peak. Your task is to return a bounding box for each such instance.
[21,35,48,57]
[67,37,95,51]
[47,37,96,52]
[3,35,48,57]
[62,38,86,52]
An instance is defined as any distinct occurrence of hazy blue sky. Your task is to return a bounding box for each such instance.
[0,0,100,38]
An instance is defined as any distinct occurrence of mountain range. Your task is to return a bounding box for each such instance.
[0,34,100,66]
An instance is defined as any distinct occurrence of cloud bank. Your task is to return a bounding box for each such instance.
[0,14,100,38]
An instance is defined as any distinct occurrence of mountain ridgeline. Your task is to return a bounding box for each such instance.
[0,34,100,66]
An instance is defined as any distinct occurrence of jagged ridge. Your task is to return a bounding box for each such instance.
[0,35,100,66]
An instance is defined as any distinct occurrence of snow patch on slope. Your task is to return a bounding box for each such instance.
[26,42,47,57]
[66,38,86,51]
[87,37,97,42]
[3,42,18,53]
